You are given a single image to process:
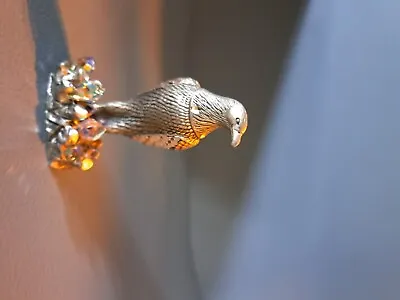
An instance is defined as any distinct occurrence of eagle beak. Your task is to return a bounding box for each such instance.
[231,128,242,148]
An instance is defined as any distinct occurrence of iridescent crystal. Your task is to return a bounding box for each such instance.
[88,80,105,100]
[76,80,105,102]
[55,62,89,88]
[77,57,96,73]
[77,118,106,141]
[92,80,105,100]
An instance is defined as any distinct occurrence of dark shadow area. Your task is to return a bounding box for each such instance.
[207,0,400,298]
[161,1,204,300]
[89,2,167,299]
[164,0,306,293]
[186,0,306,205]
[27,0,70,143]
[26,0,112,259]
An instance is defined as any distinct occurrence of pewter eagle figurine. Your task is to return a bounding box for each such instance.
[93,77,248,150]
[45,58,248,171]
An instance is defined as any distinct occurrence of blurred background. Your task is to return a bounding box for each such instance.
[1,0,400,299]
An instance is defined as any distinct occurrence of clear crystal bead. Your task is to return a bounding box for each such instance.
[55,62,89,88]
[75,80,105,102]
[55,62,75,86]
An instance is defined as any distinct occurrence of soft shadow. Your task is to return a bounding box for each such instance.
[27,0,70,143]
[108,218,164,300]
[53,164,162,299]
[163,0,307,293]
[52,167,113,257]
[27,1,162,298]
[184,0,307,200]
[27,0,109,259]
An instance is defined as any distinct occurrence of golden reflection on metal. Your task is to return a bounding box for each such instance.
[45,57,248,171]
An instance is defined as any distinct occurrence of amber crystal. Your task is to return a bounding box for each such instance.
[79,158,94,171]
[48,57,107,171]
[85,148,100,160]
[90,139,103,149]
[57,126,80,145]
[60,144,84,161]
[50,159,71,170]
[77,118,106,141]
[65,127,80,145]
[57,86,76,103]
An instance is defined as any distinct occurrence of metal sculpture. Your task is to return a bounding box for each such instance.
[45,57,248,171]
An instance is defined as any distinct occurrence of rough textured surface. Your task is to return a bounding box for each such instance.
[94,78,247,151]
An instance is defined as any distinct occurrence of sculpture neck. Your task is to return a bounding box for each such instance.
[190,91,233,139]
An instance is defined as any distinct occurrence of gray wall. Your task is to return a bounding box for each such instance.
[172,0,303,295]
[203,1,400,300]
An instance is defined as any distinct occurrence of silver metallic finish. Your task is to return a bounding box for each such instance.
[45,58,248,171]
[93,77,248,150]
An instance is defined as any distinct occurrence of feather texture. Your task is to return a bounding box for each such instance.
[93,78,247,150]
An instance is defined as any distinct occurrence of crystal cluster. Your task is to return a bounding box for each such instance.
[46,57,106,171]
